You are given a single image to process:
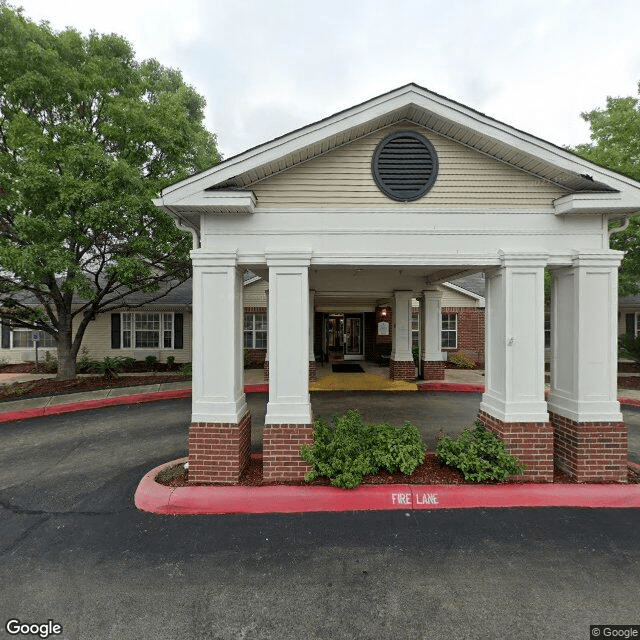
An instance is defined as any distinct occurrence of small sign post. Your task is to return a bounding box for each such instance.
[32,331,40,370]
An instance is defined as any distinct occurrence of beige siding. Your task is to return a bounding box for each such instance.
[78,311,193,363]
[251,123,568,209]
[441,287,482,308]
[243,279,268,307]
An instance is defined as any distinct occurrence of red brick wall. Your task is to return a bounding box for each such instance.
[263,424,314,481]
[550,412,627,482]
[422,361,445,380]
[389,359,416,381]
[188,411,252,484]
[443,307,485,365]
[477,410,554,482]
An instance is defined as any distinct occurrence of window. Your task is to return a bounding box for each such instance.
[121,312,174,349]
[441,313,457,348]
[411,313,420,350]
[244,313,267,349]
[6,324,56,349]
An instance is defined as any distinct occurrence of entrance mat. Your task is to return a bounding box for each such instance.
[332,363,364,373]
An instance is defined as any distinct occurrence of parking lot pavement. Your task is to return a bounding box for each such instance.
[1,399,640,640]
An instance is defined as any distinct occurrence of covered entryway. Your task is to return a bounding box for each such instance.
[155,83,640,486]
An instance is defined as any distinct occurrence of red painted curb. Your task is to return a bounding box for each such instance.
[0,389,192,423]
[417,382,485,393]
[245,384,269,393]
[619,397,640,407]
[134,457,640,515]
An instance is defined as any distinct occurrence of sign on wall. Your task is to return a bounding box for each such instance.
[377,321,390,336]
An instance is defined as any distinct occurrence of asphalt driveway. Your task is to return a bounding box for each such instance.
[1,396,639,639]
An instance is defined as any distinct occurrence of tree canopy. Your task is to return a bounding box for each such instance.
[0,4,220,378]
[572,84,640,296]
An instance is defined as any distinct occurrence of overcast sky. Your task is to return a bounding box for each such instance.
[14,0,640,159]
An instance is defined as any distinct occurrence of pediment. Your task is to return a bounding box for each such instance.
[156,84,640,224]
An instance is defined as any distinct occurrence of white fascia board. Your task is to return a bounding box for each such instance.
[442,282,485,306]
[160,83,640,204]
[160,190,257,213]
[553,192,640,215]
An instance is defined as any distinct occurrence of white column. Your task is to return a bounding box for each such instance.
[309,289,315,362]
[391,290,413,362]
[480,251,549,423]
[548,250,624,422]
[421,289,445,362]
[191,250,247,423]
[264,251,313,425]
[264,289,269,363]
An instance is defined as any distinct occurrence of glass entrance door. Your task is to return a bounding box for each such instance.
[344,314,363,359]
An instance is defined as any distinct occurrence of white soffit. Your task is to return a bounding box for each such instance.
[157,83,640,212]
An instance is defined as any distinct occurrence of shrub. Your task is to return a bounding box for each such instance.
[77,346,92,373]
[619,333,640,365]
[122,357,136,370]
[412,345,420,365]
[300,409,426,488]
[436,422,525,482]
[89,356,127,380]
[166,355,175,367]
[179,362,192,376]
[43,351,58,372]
[448,352,476,369]
[144,355,158,368]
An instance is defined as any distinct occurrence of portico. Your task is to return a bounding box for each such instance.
[155,83,640,484]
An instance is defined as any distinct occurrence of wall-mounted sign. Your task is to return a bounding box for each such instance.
[377,321,389,336]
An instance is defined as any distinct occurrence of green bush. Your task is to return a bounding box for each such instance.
[448,352,476,369]
[436,422,525,482]
[144,355,158,368]
[89,356,127,380]
[166,355,175,367]
[43,350,58,372]
[179,362,192,376]
[77,346,92,373]
[300,409,426,488]
[619,333,640,365]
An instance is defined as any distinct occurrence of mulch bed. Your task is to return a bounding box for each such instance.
[618,376,640,390]
[0,364,190,403]
[158,453,640,487]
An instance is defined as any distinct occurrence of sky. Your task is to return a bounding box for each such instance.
[13,0,640,159]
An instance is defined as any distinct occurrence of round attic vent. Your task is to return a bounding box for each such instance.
[371,130,439,201]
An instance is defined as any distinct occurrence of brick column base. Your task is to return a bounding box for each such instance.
[309,360,317,382]
[263,424,314,482]
[390,359,416,381]
[188,411,251,484]
[550,412,627,483]
[477,410,554,482]
[422,360,445,380]
[263,360,269,381]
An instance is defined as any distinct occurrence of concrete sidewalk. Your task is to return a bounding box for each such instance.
[3,367,640,421]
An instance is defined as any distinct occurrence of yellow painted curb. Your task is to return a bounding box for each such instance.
[310,372,417,391]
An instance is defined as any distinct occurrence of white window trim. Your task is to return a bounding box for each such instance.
[441,313,458,349]
[244,313,268,349]
[121,312,175,350]
[9,325,56,349]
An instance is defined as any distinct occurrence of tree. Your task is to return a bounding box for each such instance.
[0,5,220,379]
[572,85,640,296]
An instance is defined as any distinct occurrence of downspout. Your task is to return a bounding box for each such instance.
[154,198,201,249]
[609,215,630,238]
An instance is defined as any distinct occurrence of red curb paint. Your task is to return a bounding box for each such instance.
[619,397,640,407]
[417,382,485,393]
[245,384,269,393]
[0,407,46,423]
[134,458,640,516]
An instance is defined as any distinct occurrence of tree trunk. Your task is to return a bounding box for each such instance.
[56,312,78,381]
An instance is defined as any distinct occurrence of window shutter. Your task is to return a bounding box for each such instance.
[111,314,121,349]
[1,319,10,349]
[626,313,635,336]
[174,313,183,349]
